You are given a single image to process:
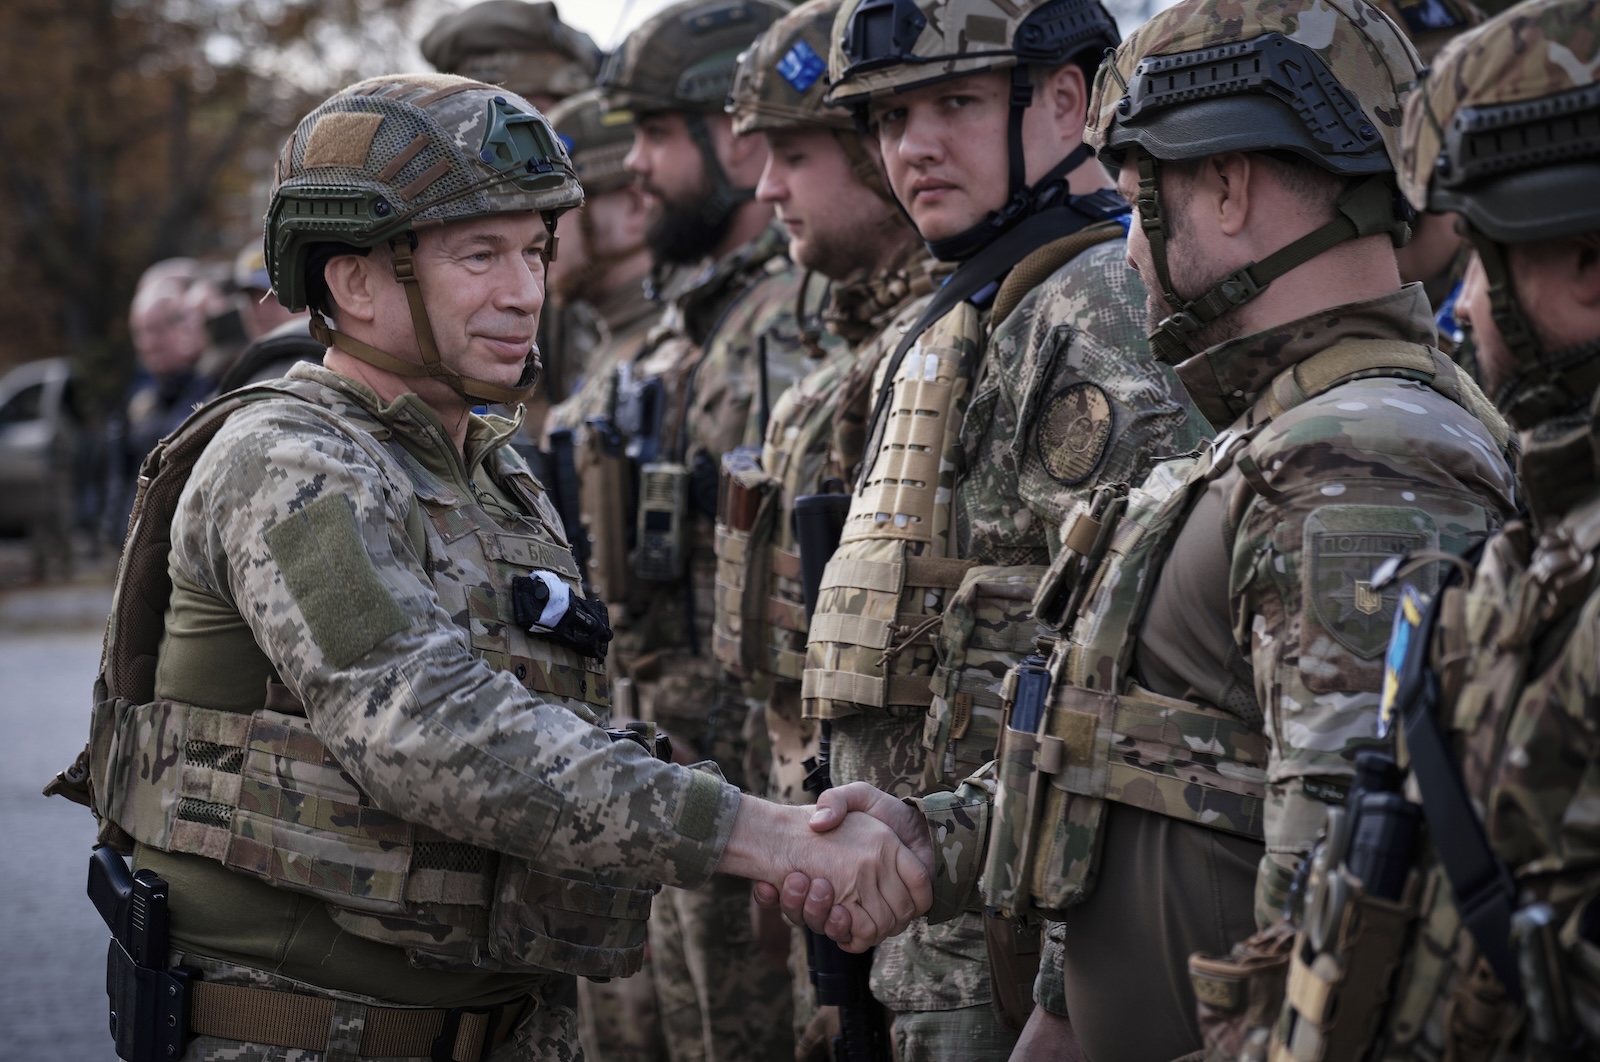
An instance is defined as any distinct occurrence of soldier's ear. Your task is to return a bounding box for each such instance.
[1037,62,1089,141]
[322,250,382,324]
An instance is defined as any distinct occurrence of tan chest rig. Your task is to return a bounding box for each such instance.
[801,300,984,724]
[81,379,652,980]
[983,339,1502,926]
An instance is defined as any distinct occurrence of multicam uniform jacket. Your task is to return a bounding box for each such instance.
[824,234,1207,1014]
[921,285,1518,947]
[103,363,741,1021]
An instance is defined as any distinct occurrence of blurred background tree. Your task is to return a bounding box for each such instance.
[0,0,449,414]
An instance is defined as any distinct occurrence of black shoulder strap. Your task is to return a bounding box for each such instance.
[1397,546,1523,1002]
[854,190,1128,490]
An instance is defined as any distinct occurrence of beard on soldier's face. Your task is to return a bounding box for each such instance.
[645,176,734,266]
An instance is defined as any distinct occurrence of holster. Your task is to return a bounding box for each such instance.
[984,913,1041,1031]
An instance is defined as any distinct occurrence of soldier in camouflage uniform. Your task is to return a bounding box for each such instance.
[422,0,602,431]
[776,0,1209,1055]
[783,1,1526,1059]
[596,4,823,1058]
[1256,3,1600,1058]
[720,0,935,1047]
[43,73,937,1062]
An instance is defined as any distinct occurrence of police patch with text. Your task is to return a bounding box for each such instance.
[1034,381,1113,486]
[1302,505,1438,662]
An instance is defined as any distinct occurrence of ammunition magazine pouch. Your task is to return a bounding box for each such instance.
[1271,867,1416,1061]
[1189,921,1296,1062]
[985,682,1267,920]
[577,422,632,608]
[712,451,813,683]
[925,565,1050,791]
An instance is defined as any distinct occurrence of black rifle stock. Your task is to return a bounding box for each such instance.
[793,492,891,1062]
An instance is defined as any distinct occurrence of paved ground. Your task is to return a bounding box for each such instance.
[0,538,120,1060]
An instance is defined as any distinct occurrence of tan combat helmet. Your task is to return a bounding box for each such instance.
[728,0,891,199]
[1365,0,1485,63]
[547,87,636,197]
[1085,0,1423,364]
[265,74,583,405]
[826,0,1121,259]
[598,0,786,226]
[1399,0,1600,429]
[421,1,601,103]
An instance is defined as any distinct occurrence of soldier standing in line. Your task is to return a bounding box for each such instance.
[421,0,603,433]
[596,2,820,1057]
[536,86,667,1062]
[720,0,936,1050]
[789,0,1207,1055]
[777,1,1528,1059]
[46,73,935,1062]
[1262,2,1600,1058]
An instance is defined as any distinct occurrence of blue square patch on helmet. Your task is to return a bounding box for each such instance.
[777,39,826,94]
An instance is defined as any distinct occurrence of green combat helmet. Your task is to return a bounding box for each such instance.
[598,0,785,227]
[1399,0,1600,430]
[727,0,890,199]
[826,0,1121,260]
[265,73,583,404]
[1084,0,1423,364]
[421,1,602,103]
[548,87,637,196]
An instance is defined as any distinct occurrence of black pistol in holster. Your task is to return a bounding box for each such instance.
[89,845,200,1061]
[793,489,892,1062]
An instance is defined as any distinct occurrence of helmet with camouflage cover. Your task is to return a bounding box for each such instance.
[548,87,637,196]
[826,0,1122,260]
[1365,0,1485,62]
[728,0,893,199]
[1399,0,1600,429]
[1085,0,1423,364]
[265,73,582,404]
[421,1,601,103]
[599,0,785,228]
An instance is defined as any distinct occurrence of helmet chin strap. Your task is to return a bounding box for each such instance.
[684,113,756,230]
[1468,230,1600,432]
[922,67,1093,263]
[312,230,555,407]
[1136,148,1411,365]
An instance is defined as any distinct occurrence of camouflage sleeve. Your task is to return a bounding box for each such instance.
[911,766,995,924]
[963,240,1205,563]
[173,398,742,889]
[1033,919,1069,1016]
[1230,382,1514,924]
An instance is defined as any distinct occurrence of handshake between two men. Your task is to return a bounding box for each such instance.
[717,782,934,951]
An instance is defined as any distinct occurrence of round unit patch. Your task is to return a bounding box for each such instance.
[1036,381,1112,485]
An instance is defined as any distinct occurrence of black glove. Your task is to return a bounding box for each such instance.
[511,572,613,661]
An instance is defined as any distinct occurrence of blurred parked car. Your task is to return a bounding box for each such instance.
[0,358,80,554]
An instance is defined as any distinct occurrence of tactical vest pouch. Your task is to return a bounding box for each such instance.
[1004,683,1267,918]
[1188,920,1296,1062]
[712,450,781,680]
[577,423,631,608]
[1272,868,1416,1062]
[923,565,1049,791]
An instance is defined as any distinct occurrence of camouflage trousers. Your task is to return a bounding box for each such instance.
[650,874,795,1062]
[890,1005,1020,1062]
[578,959,667,1062]
[168,952,578,1062]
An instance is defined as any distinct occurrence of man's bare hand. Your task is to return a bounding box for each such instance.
[721,785,933,952]
[750,782,934,948]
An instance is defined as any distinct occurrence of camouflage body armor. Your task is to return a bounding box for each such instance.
[1266,3,1600,1058]
[983,337,1510,925]
[84,375,654,980]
